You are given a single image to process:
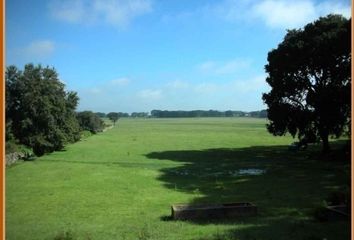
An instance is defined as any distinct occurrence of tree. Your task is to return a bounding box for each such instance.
[77,111,104,133]
[107,112,119,125]
[132,112,149,118]
[6,64,81,156]
[95,112,106,118]
[117,112,129,118]
[249,110,268,118]
[225,110,234,117]
[262,15,351,153]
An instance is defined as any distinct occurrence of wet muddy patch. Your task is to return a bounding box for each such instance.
[165,168,266,177]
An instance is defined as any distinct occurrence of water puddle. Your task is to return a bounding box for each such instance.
[167,168,266,177]
[236,168,266,176]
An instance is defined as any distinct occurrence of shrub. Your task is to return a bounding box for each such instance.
[53,230,75,240]
[77,111,104,134]
[6,140,34,158]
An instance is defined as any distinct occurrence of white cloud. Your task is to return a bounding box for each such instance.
[192,75,268,95]
[80,77,130,97]
[203,0,251,21]
[251,0,351,29]
[49,0,86,23]
[216,59,251,74]
[49,0,152,28]
[161,11,194,24]
[203,0,351,30]
[316,1,351,18]
[94,0,152,27]
[77,74,269,112]
[252,0,316,29]
[166,80,190,89]
[197,59,251,75]
[110,77,131,86]
[138,89,162,100]
[194,83,220,94]
[231,74,269,93]
[88,87,103,94]
[20,40,55,59]
[197,61,216,72]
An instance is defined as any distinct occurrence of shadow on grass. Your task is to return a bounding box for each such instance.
[146,142,350,239]
[39,159,167,170]
[194,217,350,240]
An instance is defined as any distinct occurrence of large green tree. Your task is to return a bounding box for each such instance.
[6,64,81,156]
[263,15,351,152]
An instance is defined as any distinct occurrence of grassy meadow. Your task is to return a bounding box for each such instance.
[6,118,350,240]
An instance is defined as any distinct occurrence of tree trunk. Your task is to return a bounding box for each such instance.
[320,130,330,153]
[322,136,330,153]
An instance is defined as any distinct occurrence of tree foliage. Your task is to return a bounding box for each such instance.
[76,111,105,133]
[117,112,130,118]
[131,112,149,118]
[262,15,351,152]
[107,112,120,125]
[150,109,266,118]
[6,64,81,156]
[151,109,262,118]
[95,112,106,118]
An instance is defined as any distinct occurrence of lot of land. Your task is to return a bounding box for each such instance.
[6,118,350,240]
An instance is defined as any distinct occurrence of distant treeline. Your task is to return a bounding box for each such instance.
[96,110,267,119]
[95,112,148,118]
[150,110,267,118]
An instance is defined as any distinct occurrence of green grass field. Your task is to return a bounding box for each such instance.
[6,118,350,240]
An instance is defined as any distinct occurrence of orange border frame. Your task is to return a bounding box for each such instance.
[1,0,4,238]
[350,12,353,231]
[1,0,4,239]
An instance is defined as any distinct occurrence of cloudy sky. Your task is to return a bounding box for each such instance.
[6,0,351,113]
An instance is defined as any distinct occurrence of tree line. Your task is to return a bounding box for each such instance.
[150,110,267,118]
[98,110,267,119]
[99,112,149,119]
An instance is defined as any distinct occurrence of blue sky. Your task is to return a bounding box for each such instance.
[6,0,351,113]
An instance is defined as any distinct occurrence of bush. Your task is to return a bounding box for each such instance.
[326,191,347,205]
[6,140,21,154]
[80,130,92,139]
[313,205,328,222]
[53,230,75,240]
[6,140,34,158]
[77,111,104,134]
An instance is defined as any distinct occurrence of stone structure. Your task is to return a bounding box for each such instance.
[171,202,257,220]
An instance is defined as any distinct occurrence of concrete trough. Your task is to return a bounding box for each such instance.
[325,205,349,221]
[171,202,257,220]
